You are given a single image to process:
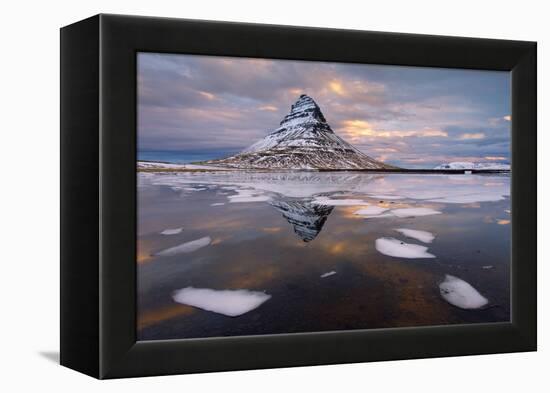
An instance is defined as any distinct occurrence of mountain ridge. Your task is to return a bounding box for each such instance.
[204,94,397,170]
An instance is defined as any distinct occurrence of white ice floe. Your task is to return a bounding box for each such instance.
[227,189,271,203]
[183,187,207,191]
[375,237,435,258]
[428,193,505,204]
[320,271,337,278]
[368,194,403,200]
[160,227,183,235]
[391,207,442,218]
[172,287,271,317]
[211,202,225,206]
[439,275,489,309]
[230,195,271,203]
[312,196,368,206]
[353,206,389,216]
[482,265,494,269]
[154,236,211,256]
[394,228,435,243]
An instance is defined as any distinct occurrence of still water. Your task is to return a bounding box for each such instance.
[137,171,510,341]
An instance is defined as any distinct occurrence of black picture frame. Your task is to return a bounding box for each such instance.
[60,14,536,379]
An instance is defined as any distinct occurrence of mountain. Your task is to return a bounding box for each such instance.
[434,162,510,170]
[204,94,396,170]
[270,198,334,242]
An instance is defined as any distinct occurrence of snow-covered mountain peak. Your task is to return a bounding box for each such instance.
[205,95,396,170]
[279,94,328,127]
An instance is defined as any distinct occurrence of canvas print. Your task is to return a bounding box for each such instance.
[137,53,511,341]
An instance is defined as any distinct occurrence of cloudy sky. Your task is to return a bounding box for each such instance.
[138,52,510,168]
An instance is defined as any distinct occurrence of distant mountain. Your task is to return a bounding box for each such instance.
[434,162,510,170]
[204,94,396,170]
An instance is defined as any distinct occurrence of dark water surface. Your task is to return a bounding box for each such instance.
[137,171,510,341]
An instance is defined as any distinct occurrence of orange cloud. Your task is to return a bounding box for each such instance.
[503,115,511,121]
[341,120,447,139]
[198,91,216,100]
[458,133,485,140]
[484,156,507,161]
[328,80,345,96]
[258,105,278,112]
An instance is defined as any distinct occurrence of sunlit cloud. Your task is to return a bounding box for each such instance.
[328,80,345,96]
[458,133,485,140]
[198,91,216,100]
[258,105,278,112]
[489,115,511,126]
[341,120,447,139]
[484,156,507,161]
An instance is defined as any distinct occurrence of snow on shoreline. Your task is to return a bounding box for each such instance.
[434,162,510,170]
[138,161,232,171]
[172,287,272,316]
[139,171,510,205]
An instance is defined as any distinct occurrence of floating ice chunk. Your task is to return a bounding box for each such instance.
[369,194,403,200]
[394,228,435,243]
[183,187,207,191]
[229,195,271,203]
[312,196,368,206]
[365,213,395,219]
[320,271,337,278]
[211,202,225,206]
[160,227,183,235]
[172,287,271,317]
[375,237,435,258]
[505,209,511,214]
[482,265,493,269]
[227,189,271,203]
[154,236,211,256]
[354,206,389,216]
[439,275,488,309]
[391,207,442,218]
[428,193,505,204]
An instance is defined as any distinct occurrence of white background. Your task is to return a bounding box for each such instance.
[0,0,546,391]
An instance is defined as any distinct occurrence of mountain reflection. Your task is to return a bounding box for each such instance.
[270,198,334,242]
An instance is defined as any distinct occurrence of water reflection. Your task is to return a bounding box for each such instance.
[270,198,334,242]
[137,171,511,340]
